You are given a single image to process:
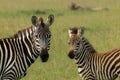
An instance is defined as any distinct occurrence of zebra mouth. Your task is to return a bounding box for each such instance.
[68,51,75,59]
[40,49,49,62]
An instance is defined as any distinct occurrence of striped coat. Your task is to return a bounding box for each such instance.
[68,27,120,80]
[0,14,54,80]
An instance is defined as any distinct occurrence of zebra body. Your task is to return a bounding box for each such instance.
[0,15,54,80]
[68,27,120,80]
[0,27,37,79]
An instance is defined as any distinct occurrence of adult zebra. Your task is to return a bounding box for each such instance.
[0,14,54,80]
[68,27,120,80]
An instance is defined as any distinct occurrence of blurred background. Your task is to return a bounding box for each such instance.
[0,0,120,80]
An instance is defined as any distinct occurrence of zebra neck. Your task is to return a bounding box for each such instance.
[79,37,96,54]
[14,36,39,68]
[75,37,96,65]
[13,27,39,64]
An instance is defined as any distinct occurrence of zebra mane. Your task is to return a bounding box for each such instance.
[81,37,97,53]
[14,26,34,39]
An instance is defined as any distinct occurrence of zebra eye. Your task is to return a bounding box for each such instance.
[48,34,51,38]
[77,42,80,45]
[46,35,50,38]
[35,35,39,38]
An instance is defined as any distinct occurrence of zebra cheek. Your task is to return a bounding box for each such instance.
[68,51,75,59]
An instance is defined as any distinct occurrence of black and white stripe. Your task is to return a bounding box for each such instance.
[0,14,54,80]
[68,27,120,80]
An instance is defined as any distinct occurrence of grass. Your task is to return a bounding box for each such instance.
[0,0,120,80]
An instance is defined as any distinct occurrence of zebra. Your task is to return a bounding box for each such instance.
[0,14,54,80]
[68,27,120,80]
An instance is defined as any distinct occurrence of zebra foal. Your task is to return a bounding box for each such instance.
[0,14,54,80]
[68,27,120,80]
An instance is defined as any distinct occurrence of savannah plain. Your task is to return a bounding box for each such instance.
[0,0,120,80]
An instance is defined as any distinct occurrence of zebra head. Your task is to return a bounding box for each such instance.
[31,14,54,62]
[68,27,84,59]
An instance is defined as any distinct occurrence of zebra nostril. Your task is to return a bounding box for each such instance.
[40,53,49,62]
[40,48,49,62]
[68,50,75,59]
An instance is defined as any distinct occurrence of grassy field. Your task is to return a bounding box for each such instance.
[0,0,120,80]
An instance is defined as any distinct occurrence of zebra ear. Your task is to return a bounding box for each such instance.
[77,27,85,36]
[31,16,38,26]
[46,14,54,26]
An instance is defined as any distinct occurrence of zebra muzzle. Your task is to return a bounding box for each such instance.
[68,50,75,59]
[40,48,49,62]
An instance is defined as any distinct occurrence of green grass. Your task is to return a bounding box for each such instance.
[0,0,120,80]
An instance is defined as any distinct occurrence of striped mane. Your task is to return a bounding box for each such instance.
[14,26,34,39]
[81,37,97,53]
